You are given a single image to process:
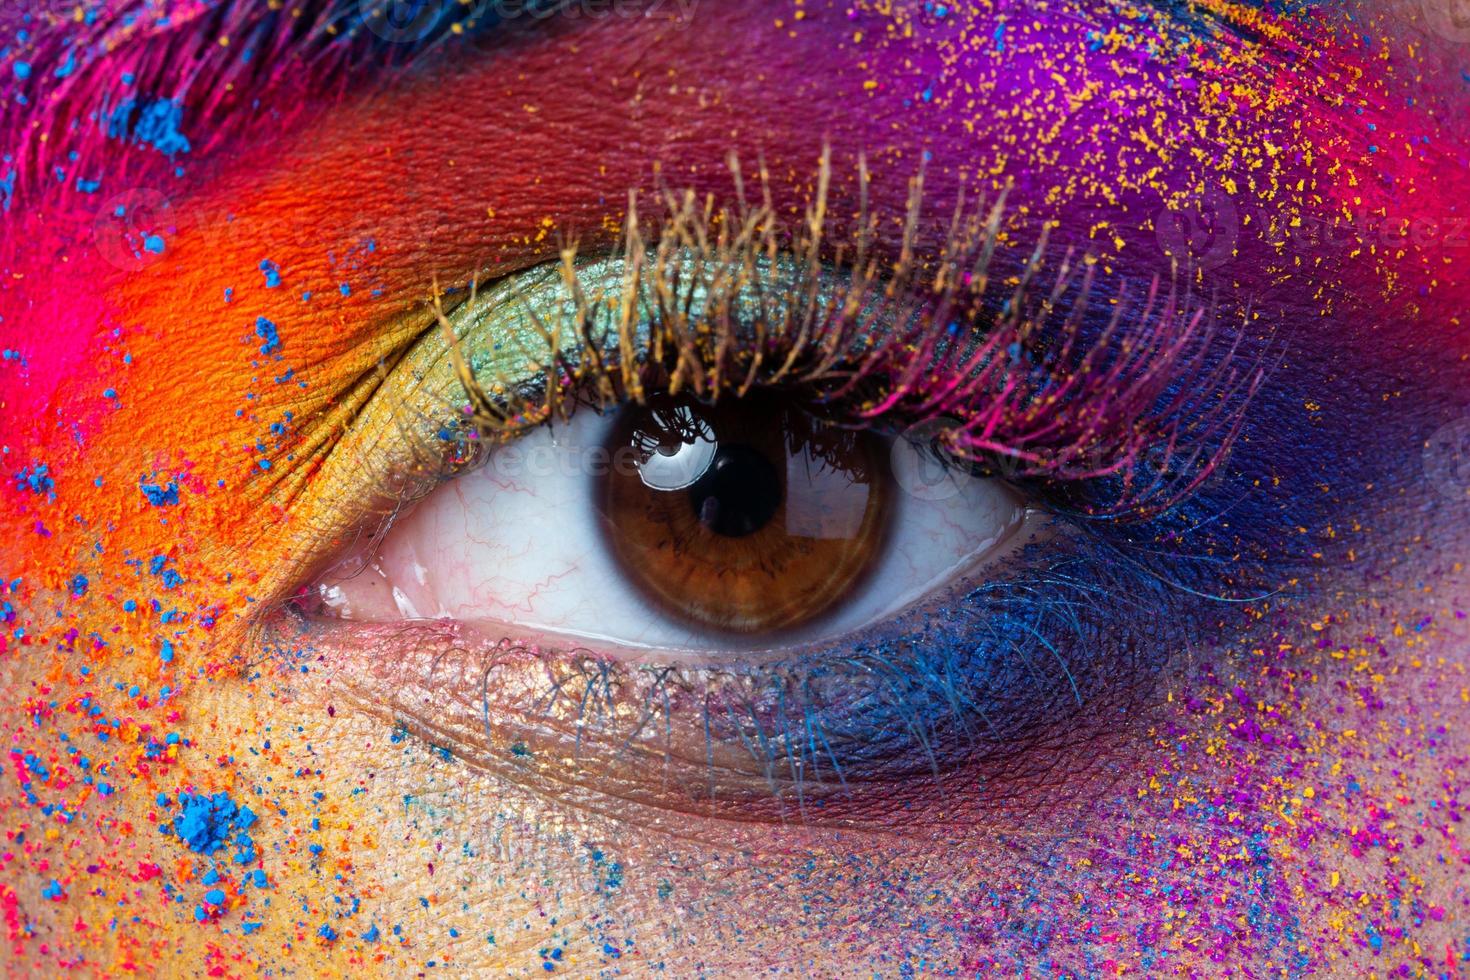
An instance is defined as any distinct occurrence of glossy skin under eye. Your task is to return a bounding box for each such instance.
[311,395,1029,654]
[3,1,1469,977]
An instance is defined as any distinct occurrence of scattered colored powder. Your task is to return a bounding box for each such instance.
[255,316,281,355]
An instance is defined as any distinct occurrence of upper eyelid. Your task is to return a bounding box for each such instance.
[423,177,1261,518]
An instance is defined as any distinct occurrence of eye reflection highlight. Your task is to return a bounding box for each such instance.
[601,393,889,634]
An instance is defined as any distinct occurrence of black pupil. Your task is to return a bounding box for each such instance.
[686,444,781,538]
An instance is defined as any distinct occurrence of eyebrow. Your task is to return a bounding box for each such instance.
[2,0,553,210]
[0,0,1307,215]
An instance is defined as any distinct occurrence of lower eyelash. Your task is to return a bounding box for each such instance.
[263,524,1223,823]
[423,149,1268,522]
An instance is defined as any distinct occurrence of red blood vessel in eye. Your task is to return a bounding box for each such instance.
[599,394,890,634]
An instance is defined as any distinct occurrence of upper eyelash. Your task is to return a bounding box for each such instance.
[425,148,1269,521]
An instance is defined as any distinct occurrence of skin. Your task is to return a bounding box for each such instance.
[2,0,1468,975]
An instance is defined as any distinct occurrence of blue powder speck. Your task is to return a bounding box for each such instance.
[165,792,257,862]
[106,97,191,155]
[139,476,179,506]
[255,316,280,355]
[15,464,54,498]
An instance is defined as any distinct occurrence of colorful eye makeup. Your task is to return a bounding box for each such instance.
[282,169,1251,668]
[258,170,1270,823]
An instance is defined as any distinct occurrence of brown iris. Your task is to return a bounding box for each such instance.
[598,393,890,635]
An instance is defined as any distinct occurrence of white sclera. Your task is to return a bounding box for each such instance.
[316,410,1033,655]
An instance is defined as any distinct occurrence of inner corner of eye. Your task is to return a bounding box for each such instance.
[302,390,1031,656]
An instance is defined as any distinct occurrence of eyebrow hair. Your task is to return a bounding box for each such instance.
[0,0,1316,215]
[1,0,559,211]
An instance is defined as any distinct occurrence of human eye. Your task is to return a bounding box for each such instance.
[306,390,1032,651]
[262,173,1258,821]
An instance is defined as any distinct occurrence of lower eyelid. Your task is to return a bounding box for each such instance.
[267,523,1193,826]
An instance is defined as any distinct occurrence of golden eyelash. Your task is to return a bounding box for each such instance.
[425,147,1265,519]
